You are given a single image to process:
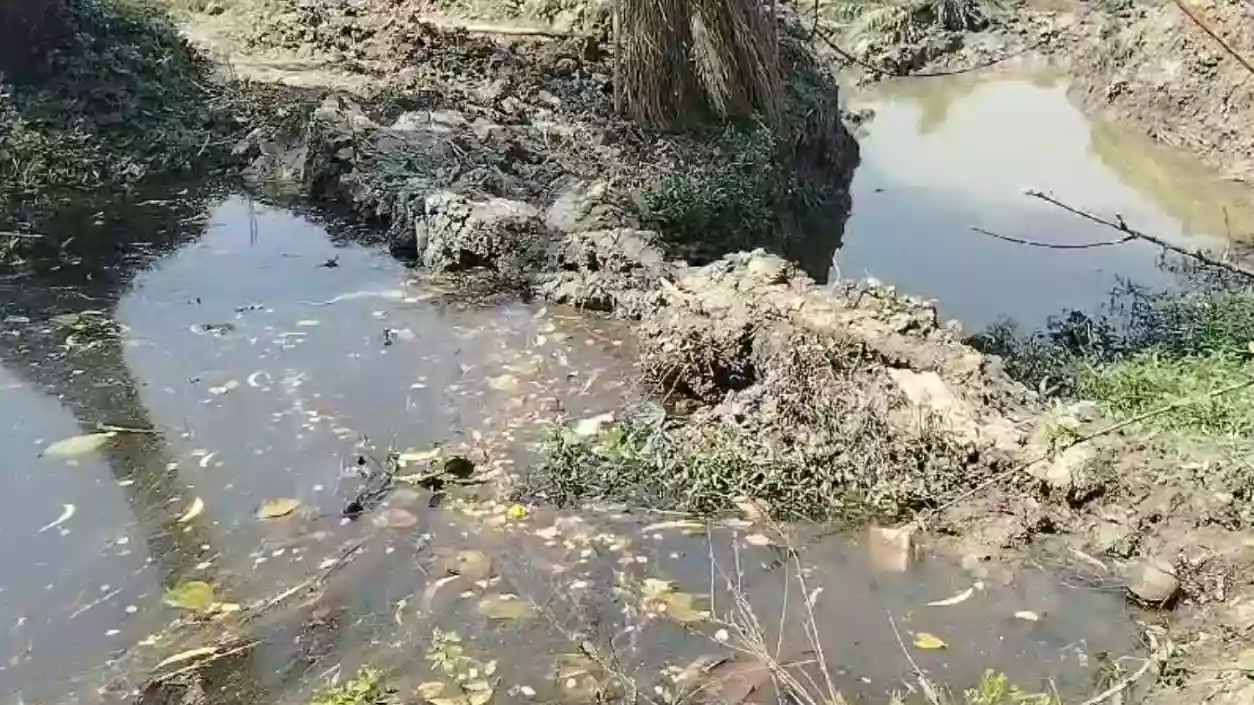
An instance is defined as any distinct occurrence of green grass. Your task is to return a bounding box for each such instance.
[311,667,398,705]
[1078,350,1254,437]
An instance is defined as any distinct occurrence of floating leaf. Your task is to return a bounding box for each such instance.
[154,646,219,671]
[505,504,528,520]
[641,579,709,623]
[178,497,204,523]
[163,581,217,612]
[449,550,493,581]
[927,587,975,607]
[1014,610,1041,622]
[417,682,447,699]
[38,503,76,532]
[383,507,419,528]
[43,432,116,458]
[467,684,494,705]
[478,594,535,621]
[257,498,300,519]
[422,575,461,612]
[398,448,442,467]
[912,633,948,650]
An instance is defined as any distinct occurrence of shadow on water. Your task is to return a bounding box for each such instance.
[837,72,1254,331]
[0,187,1152,705]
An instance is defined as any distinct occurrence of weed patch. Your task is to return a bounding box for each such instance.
[1,0,219,220]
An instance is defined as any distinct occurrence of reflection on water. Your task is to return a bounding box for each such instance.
[0,192,1149,705]
[839,74,1254,330]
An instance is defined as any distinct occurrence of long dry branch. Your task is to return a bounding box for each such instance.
[1025,189,1254,282]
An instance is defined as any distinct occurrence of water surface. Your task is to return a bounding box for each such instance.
[839,73,1254,330]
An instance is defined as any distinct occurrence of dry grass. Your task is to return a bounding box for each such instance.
[618,0,782,127]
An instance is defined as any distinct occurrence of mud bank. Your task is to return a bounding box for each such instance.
[1066,0,1254,183]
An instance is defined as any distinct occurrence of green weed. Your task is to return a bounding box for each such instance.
[310,667,398,705]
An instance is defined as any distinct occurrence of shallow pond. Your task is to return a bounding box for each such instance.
[0,191,1147,705]
[839,72,1254,330]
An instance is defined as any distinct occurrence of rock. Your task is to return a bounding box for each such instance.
[412,192,549,272]
[1126,557,1180,605]
[545,180,633,233]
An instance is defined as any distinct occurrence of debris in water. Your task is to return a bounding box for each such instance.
[177,497,205,523]
[208,380,239,395]
[257,498,301,519]
[153,646,219,671]
[38,503,76,532]
[163,581,217,612]
[1014,610,1042,622]
[743,533,772,547]
[912,632,948,650]
[640,579,709,623]
[42,432,116,458]
[867,524,914,573]
[927,586,976,607]
[505,504,528,520]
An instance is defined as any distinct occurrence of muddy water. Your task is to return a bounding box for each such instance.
[840,73,1254,330]
[0,191,1144,705]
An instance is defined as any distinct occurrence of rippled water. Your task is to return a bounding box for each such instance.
[839,73,1254,330]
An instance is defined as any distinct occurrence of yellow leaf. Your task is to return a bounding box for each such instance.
[660,591,709,624]
[38,503,76,533]
[153,646,219,671]
[416,681,446,699]
[505,504,528,520]
[912,633,948,650]
[43,432,116,458]
[163,581,217,612]
[178,497,204,523]
[257,498,300,519]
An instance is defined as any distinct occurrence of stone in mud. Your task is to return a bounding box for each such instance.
[538,228,670,313]
[410,192,550,272]
[1032,441,1112,505]
[1126,557,1180,605]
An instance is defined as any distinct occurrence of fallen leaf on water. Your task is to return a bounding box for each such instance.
[641,579,709,623]
[486,374,519,392]
[640,519,705,534]
[449,550,493,580]
[383,507,418,528]
[926,586,975,607]
[478,594,535,621]
[398,448,442,466]
[421,575,461,612]
[912,633,948,650]
[177,497,204,523]
[1014,610,1041,622]
[153,646,219,671]
[257,498,300,519]
[417,682,446,699]
[465,679,495,705]
[572,413,614,437]
[867,524,914,573]
[505,504,528,520]
[164,581,216,612]
[43,432,116,458]
[38,503,76,533]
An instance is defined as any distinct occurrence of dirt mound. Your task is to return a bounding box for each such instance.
[1067,0,1254,182]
